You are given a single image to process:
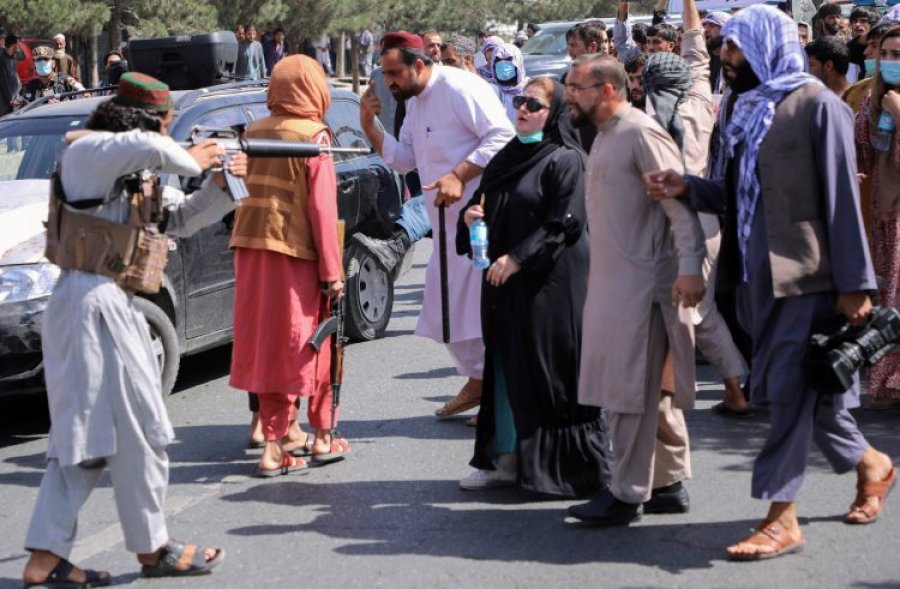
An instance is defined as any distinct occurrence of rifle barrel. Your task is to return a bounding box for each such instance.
[178,138,372,158]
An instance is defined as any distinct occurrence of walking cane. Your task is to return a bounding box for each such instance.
[438,204,451,343]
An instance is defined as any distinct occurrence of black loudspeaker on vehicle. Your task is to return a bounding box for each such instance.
[128,31,238,90]
[806,306,900,396]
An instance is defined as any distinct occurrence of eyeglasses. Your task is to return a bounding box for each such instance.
[512,95,549,112]
[564,82,602,93]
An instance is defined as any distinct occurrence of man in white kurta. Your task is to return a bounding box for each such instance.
[360,32,514,413]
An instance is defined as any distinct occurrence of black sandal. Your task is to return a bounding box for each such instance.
[140,539,224,578]
[24,557,111,588]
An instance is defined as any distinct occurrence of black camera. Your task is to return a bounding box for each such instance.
[805,306,900,396]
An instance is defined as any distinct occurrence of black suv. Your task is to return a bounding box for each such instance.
[0,82,408,396]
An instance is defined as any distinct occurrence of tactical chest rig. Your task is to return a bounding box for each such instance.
[45,169,170,294]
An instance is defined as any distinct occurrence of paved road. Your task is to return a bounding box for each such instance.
[1,242,899,588]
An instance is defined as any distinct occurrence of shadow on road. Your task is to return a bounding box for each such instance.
[218,477,749,572]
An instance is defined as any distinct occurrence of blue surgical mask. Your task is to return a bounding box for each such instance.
[517,131,543,144]
[35,60,53,77]
[494,60,517,83]
[881,60,900,85]
[865,58,877,76]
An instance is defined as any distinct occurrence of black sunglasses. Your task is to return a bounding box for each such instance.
[512,95,549,113]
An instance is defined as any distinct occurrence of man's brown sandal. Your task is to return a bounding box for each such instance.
[726,522,804,561]
[435,384,482,417]
[845,467,896,524]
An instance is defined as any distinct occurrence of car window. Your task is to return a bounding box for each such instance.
[0,116,86,181]
[192,107,248,134]
[325,99,371,161]
[246,103,269,122]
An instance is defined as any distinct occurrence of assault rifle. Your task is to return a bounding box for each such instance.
[181,126,372,201]
[307,289,347,437]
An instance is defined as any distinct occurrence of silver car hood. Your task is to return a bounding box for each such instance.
[0,180,50,265]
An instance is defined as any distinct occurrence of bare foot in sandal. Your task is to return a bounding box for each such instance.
[727,502,804,561]
[846,448,895,524]
[310,429,351,464]
[139,540,224,577]
[23,550,111,587]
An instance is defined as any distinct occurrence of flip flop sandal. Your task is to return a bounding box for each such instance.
[287,436,314,458]
[727,522,804,561]
[254,454,308,478]
[311,438,351,466]
[711,401,752,419]
[845,467,896,524]
[141,540,224,578]
[24,558,111,588]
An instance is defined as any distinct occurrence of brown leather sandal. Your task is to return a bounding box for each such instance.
[726,522,805,561]
[845,467,896,525]
[435,382,482,417]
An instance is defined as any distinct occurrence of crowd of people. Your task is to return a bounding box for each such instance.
[354,0,900,562]
[11,0,900,585]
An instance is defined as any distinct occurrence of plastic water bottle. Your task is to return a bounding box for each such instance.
[470,218,490,270]
[872,112,895,152]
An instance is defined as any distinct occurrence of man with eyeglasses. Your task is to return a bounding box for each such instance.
[565,54,705,527]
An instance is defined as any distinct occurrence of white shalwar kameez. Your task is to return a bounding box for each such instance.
[381,65,514,378]
[25,129,235,558]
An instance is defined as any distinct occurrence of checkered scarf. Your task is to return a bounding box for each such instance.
[722,5,822,279]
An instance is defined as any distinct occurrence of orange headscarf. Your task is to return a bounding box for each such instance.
[267,54,330,121]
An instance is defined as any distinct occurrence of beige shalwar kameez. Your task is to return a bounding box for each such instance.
[578,104,705,504]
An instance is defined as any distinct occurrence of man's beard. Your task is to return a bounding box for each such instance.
[569,103,594,127]
[629,91,646,110]
[725,60,761,94]
[390,84,416,101]
[824,22,840,35]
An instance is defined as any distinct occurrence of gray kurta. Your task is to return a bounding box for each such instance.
[45,129,235,466]
[579,104,705,414]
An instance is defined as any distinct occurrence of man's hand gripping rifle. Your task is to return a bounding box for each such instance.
[183,126,372,201]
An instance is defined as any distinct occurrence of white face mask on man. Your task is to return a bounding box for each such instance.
[36,60,53,77]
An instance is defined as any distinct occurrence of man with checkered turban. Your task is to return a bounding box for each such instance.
[645,4,894,560]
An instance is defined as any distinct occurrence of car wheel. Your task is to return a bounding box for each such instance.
[134,297,180,395]
[344,239,394,341]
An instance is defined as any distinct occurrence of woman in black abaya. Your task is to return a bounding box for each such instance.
[456,77,611,497]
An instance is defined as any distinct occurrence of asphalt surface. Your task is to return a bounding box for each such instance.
[1,242,899,589]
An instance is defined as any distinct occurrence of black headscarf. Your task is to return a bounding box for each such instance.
[475,79,584,196]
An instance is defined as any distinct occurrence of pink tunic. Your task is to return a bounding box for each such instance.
[230,133,342,395]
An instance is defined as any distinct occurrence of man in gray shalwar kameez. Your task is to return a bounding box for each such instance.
[645,5,895,561]
[22,73,237,587]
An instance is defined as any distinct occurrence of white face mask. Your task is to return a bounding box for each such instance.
[35,60,53,77]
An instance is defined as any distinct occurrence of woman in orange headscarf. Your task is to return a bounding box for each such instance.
[230,55,350,476]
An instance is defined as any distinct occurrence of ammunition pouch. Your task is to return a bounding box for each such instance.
[45,168,169,294]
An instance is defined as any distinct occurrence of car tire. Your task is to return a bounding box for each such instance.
[134,297,180,396]
[344,239,394,341]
